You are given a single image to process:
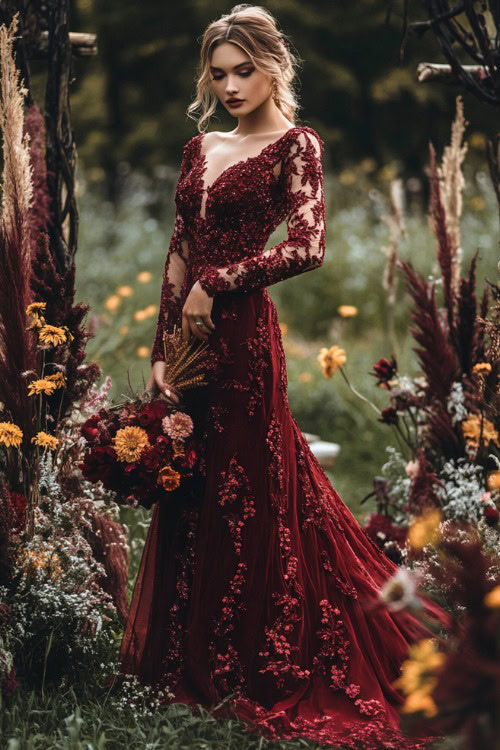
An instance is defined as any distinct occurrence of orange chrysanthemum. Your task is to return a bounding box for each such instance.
[157,465,181,491]
[113,426,150,462]
[0,422,23,448]
[27,378,58,396]
[31,431,59,450]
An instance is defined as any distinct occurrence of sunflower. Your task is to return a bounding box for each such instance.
[39,325,74,346]
[0,422,23,448]
[27,378,58,396]
[31,431,59,450]
[317,345,347,378]
[157,465,181,491]
[113,426,150,462]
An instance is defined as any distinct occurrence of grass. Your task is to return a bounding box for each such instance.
[1,683,323,749]
[1,683,464,749]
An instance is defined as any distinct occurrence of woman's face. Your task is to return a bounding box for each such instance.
[209,41,273,117]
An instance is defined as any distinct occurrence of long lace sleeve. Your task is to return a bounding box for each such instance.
[197,130,326,296]
[150,142,193,365]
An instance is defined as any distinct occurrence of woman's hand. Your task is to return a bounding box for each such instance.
[147,361,182,407]
[182,280,216,342]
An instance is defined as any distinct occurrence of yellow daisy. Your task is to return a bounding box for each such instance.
[408,509,442,550]
[338,305,358,318]
[317,345,347,378]
[484,586,500,609]
[113,426,150,462]
[401,686,438,718]
[117,285,134,297]
[105,295,121,312]
[0,422,23,448]
[461,414,499,450]
[394,638,445,718]
[26,302,46,315]
[472,362,492,376]
[38,325,68,347]
[28,379,58,396]
[487,471,500,491]
[44,372,66,388]
[31,431,59,450]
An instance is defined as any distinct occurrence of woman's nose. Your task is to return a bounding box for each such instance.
[225,78,239,94]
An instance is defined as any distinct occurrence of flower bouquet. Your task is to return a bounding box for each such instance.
[79,327,217,509]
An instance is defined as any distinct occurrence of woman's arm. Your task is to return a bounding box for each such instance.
[196,130,326,296]
[150,140,194,366]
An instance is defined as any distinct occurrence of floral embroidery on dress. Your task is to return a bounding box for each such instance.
[266,409,285,505]
[244,308,272,418]
[155,507,199,694]
[116,124,448,750]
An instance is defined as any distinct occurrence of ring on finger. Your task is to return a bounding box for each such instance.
[195,317,204,328]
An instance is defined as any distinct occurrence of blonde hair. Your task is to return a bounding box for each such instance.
[187,4,302,133]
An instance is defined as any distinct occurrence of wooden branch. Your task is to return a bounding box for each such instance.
[44,0,79,273]
[32,30,97,58]
[417,62,487,82]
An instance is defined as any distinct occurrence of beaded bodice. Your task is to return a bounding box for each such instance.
[151,125,326,364]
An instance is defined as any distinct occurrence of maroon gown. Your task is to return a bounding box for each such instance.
[119,126,446,748]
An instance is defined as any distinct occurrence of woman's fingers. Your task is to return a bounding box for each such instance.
[162,389,181,405]
[182,313,191,343]
[189,317,209,341]
[202,313,216,331]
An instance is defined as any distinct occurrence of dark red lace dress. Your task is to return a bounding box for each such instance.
[119,126,446,749]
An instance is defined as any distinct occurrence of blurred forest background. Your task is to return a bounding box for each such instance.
[28,0,497,512]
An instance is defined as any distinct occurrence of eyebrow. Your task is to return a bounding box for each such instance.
[209,62,253,71]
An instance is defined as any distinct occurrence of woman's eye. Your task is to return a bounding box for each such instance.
[211,70,253,81]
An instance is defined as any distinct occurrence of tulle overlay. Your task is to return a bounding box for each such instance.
[119,126,446,748]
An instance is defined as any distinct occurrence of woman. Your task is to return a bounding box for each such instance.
[120,5,446,747]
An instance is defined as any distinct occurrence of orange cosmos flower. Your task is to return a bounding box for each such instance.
[157,465,181,491]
